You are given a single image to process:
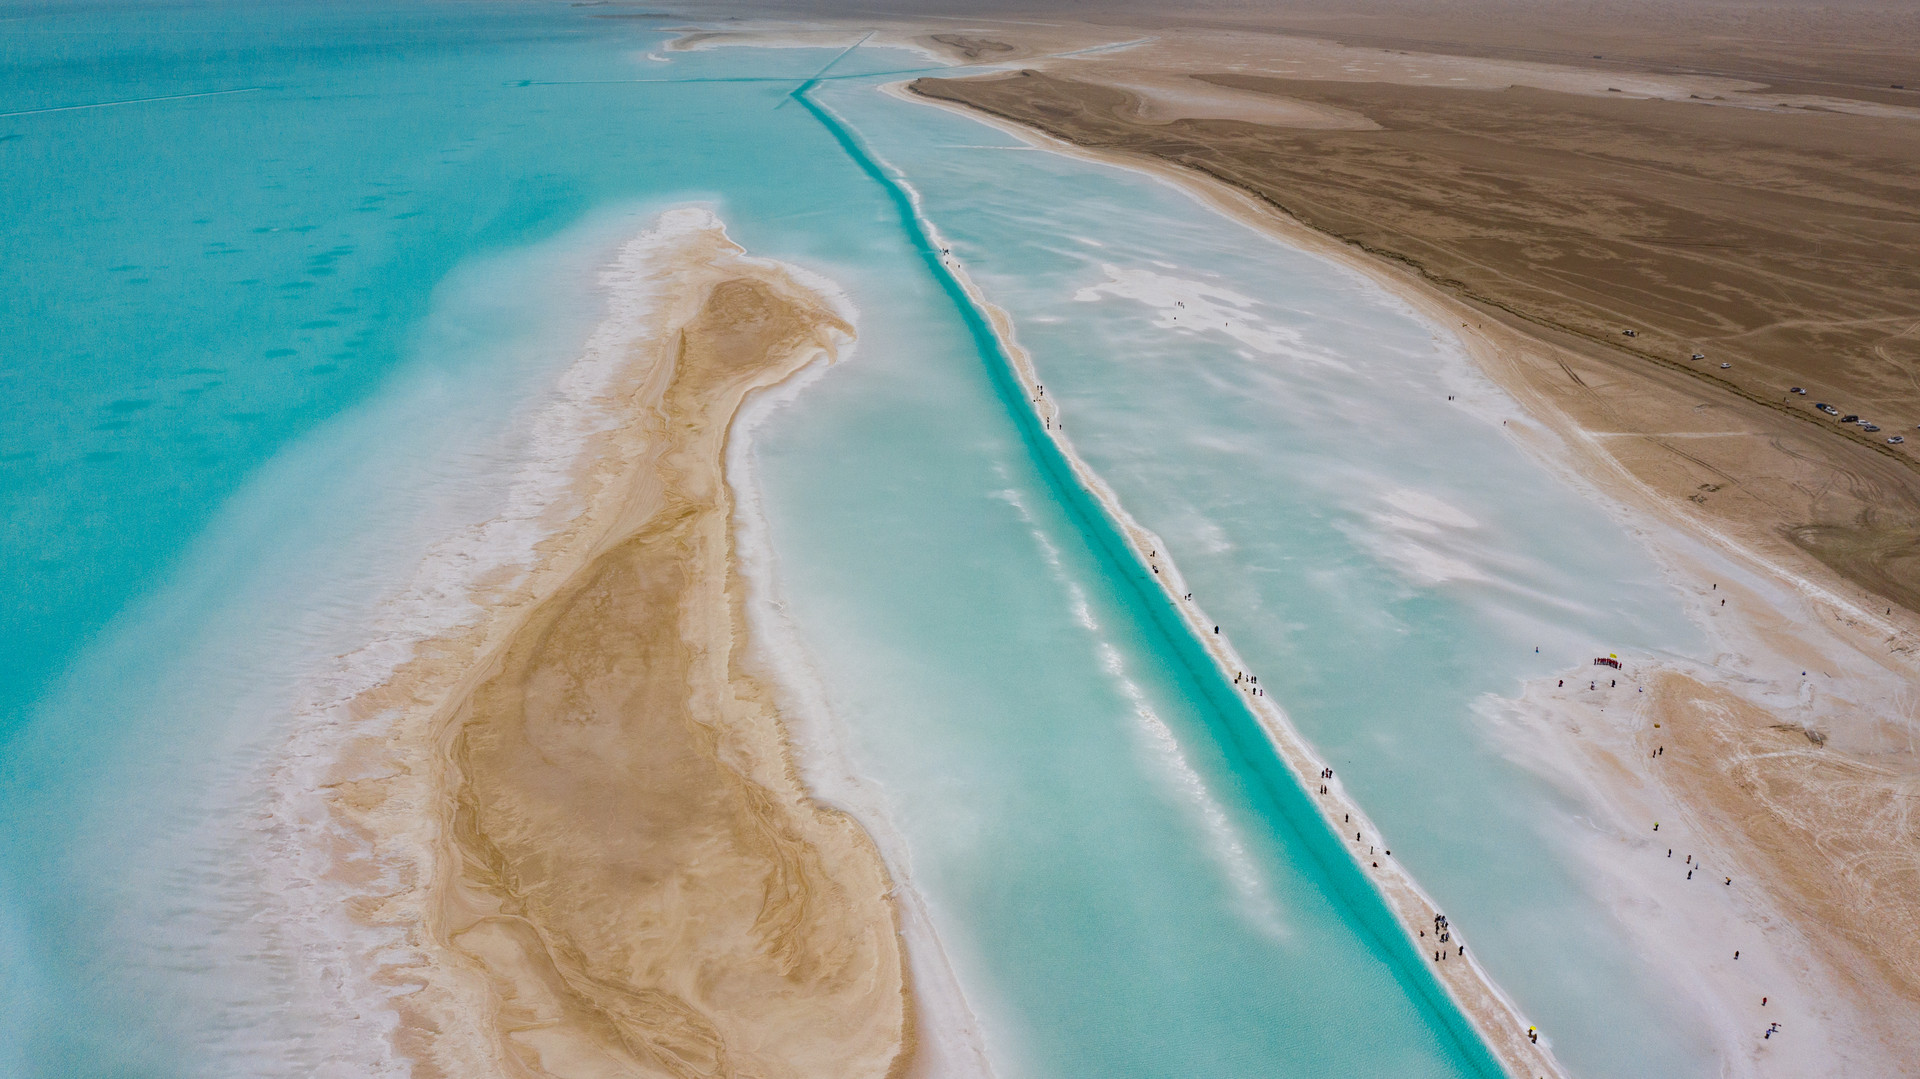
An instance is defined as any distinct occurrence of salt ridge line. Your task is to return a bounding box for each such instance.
[880,76,1595,1079]
[877,75,1594,1078]
[792,76,1514,1079]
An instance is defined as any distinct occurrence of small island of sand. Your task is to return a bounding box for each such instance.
[320,211,911,1077]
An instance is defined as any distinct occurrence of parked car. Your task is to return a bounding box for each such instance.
[1790,387,1807,394]
[1816,404,1839,415]
[1841,414,1861,423]
[1863,423,1881,432]
[1891,436,1907,445]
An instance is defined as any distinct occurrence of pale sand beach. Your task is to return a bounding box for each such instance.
[883,34,1920,1073]
[307,210,912,1077]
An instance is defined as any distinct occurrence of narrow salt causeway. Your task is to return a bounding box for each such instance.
[795,69,1720,1079]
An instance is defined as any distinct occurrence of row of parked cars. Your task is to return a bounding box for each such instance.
[1791,388,1909,444]
[1664,341,1911,447]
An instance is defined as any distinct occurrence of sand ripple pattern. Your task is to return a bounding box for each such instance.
[314,210,908,1077]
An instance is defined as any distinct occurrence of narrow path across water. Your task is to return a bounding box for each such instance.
[789,74,1507,1079]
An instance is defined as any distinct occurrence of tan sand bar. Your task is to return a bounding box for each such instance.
[324,212,910,1078]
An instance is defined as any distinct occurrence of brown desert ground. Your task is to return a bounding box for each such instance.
[909,28,1920,611]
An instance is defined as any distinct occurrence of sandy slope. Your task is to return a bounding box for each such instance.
[318,211,910,1078]
[906,50,1920,608]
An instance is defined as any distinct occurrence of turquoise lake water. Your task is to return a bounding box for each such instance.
[797,81,1716,1079]
[1,4,1709,1076]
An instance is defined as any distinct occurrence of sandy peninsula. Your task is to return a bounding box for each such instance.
[316,210,911,1078]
